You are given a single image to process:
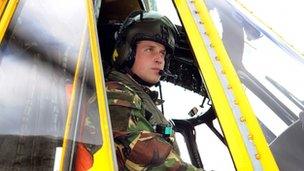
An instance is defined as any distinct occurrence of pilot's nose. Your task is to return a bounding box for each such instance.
[154,52,165,64]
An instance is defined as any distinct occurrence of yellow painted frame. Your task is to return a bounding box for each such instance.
[85,0,117,170]
[59,25,88,170]
[60,0,116,170]
[0,0,9,17]
[0,0,18,43]
[173,0,278,170]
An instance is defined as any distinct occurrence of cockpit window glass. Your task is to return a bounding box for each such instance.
[206,0,304,137]
[0,0,102,170]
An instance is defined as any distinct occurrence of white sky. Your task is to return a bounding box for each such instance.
[236,0,304,55]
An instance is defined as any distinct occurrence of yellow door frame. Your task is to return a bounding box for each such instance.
[60,0,116,170]
[0,0,19,43]
[173,0,278,170]
[85,0,117,170]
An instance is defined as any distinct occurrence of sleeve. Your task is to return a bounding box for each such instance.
[106,81,202,171]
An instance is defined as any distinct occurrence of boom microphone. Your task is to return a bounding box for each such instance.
[159,70,178,79]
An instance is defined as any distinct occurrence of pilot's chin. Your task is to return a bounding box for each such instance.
[149,78,160,85]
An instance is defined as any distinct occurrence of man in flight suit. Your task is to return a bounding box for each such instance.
[106,10,202,171]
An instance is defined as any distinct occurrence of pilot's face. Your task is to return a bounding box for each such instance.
[131,40,166,84]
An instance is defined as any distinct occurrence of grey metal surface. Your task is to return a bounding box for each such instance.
[270,119,304,171]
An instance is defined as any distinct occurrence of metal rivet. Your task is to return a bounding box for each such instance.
[195,10,199,14]
[255,154,261,160]
[234,100,238,105]
[240,116,246,122]
[248,134,253,140]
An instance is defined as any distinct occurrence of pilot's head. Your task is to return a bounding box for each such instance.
[112,11,177,85]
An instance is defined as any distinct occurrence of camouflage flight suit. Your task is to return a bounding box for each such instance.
[106,70,202,171]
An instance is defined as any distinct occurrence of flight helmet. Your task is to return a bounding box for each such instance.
[112,10,178,72]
